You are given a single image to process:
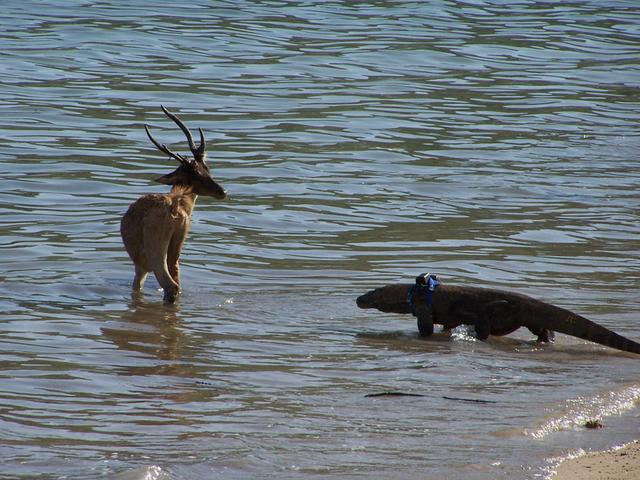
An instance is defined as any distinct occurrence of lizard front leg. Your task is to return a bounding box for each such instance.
[415,304,434,337]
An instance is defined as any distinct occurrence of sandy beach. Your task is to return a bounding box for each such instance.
[551,441,640,480]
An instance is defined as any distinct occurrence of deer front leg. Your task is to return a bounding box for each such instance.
[154,260,180,304]
[167,247,180,287]
[167,229,187,287]
[144,224,180,304]
[168,261,180,286]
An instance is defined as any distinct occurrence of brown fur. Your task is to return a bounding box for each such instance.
[121,186,196,303]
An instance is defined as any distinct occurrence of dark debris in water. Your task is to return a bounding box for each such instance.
[584,419,604,429]
[365,391,497,404]
[365,391,427,398]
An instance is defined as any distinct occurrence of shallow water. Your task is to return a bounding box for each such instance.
[1,1,640,479]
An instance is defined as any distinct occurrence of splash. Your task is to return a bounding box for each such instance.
[112,465,169,480]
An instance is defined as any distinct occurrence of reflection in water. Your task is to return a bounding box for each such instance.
[103,293,185,363]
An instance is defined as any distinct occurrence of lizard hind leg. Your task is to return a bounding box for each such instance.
[475,299,514,341]
[528,327,555,343]
[474,320,492,341]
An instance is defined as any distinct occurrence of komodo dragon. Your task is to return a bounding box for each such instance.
[356,274,640,355]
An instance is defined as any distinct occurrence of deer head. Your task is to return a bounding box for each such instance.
[144,105,227,199]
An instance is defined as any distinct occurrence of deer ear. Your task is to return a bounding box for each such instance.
[155,169,180,185]
[154,173,171,185]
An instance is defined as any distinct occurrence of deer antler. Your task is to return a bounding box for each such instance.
[160,105,206,161]
[144,125,190,165]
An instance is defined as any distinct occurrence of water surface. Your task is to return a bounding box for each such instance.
[1,1,640,479]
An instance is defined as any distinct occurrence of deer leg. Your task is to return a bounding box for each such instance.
[155,265,179,304]
[132,265,149,291]
[167,232,186,287]
[144,226,180,304]
[166,214,192,297]
[168,261,180,286]
[150,256,179,304]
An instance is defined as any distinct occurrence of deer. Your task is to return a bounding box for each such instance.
[120,106,227,303]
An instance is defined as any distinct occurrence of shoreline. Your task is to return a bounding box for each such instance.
[550,440,640,480]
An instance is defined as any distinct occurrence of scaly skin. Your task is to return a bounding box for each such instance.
[356,284,640,355]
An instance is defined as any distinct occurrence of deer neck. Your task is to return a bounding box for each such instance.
[169,184,197,216]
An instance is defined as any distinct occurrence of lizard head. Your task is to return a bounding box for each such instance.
[356,284,414,314]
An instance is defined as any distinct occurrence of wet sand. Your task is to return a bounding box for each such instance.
[551,441,640,480]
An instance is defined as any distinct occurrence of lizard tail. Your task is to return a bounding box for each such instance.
[548,306,640,355]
